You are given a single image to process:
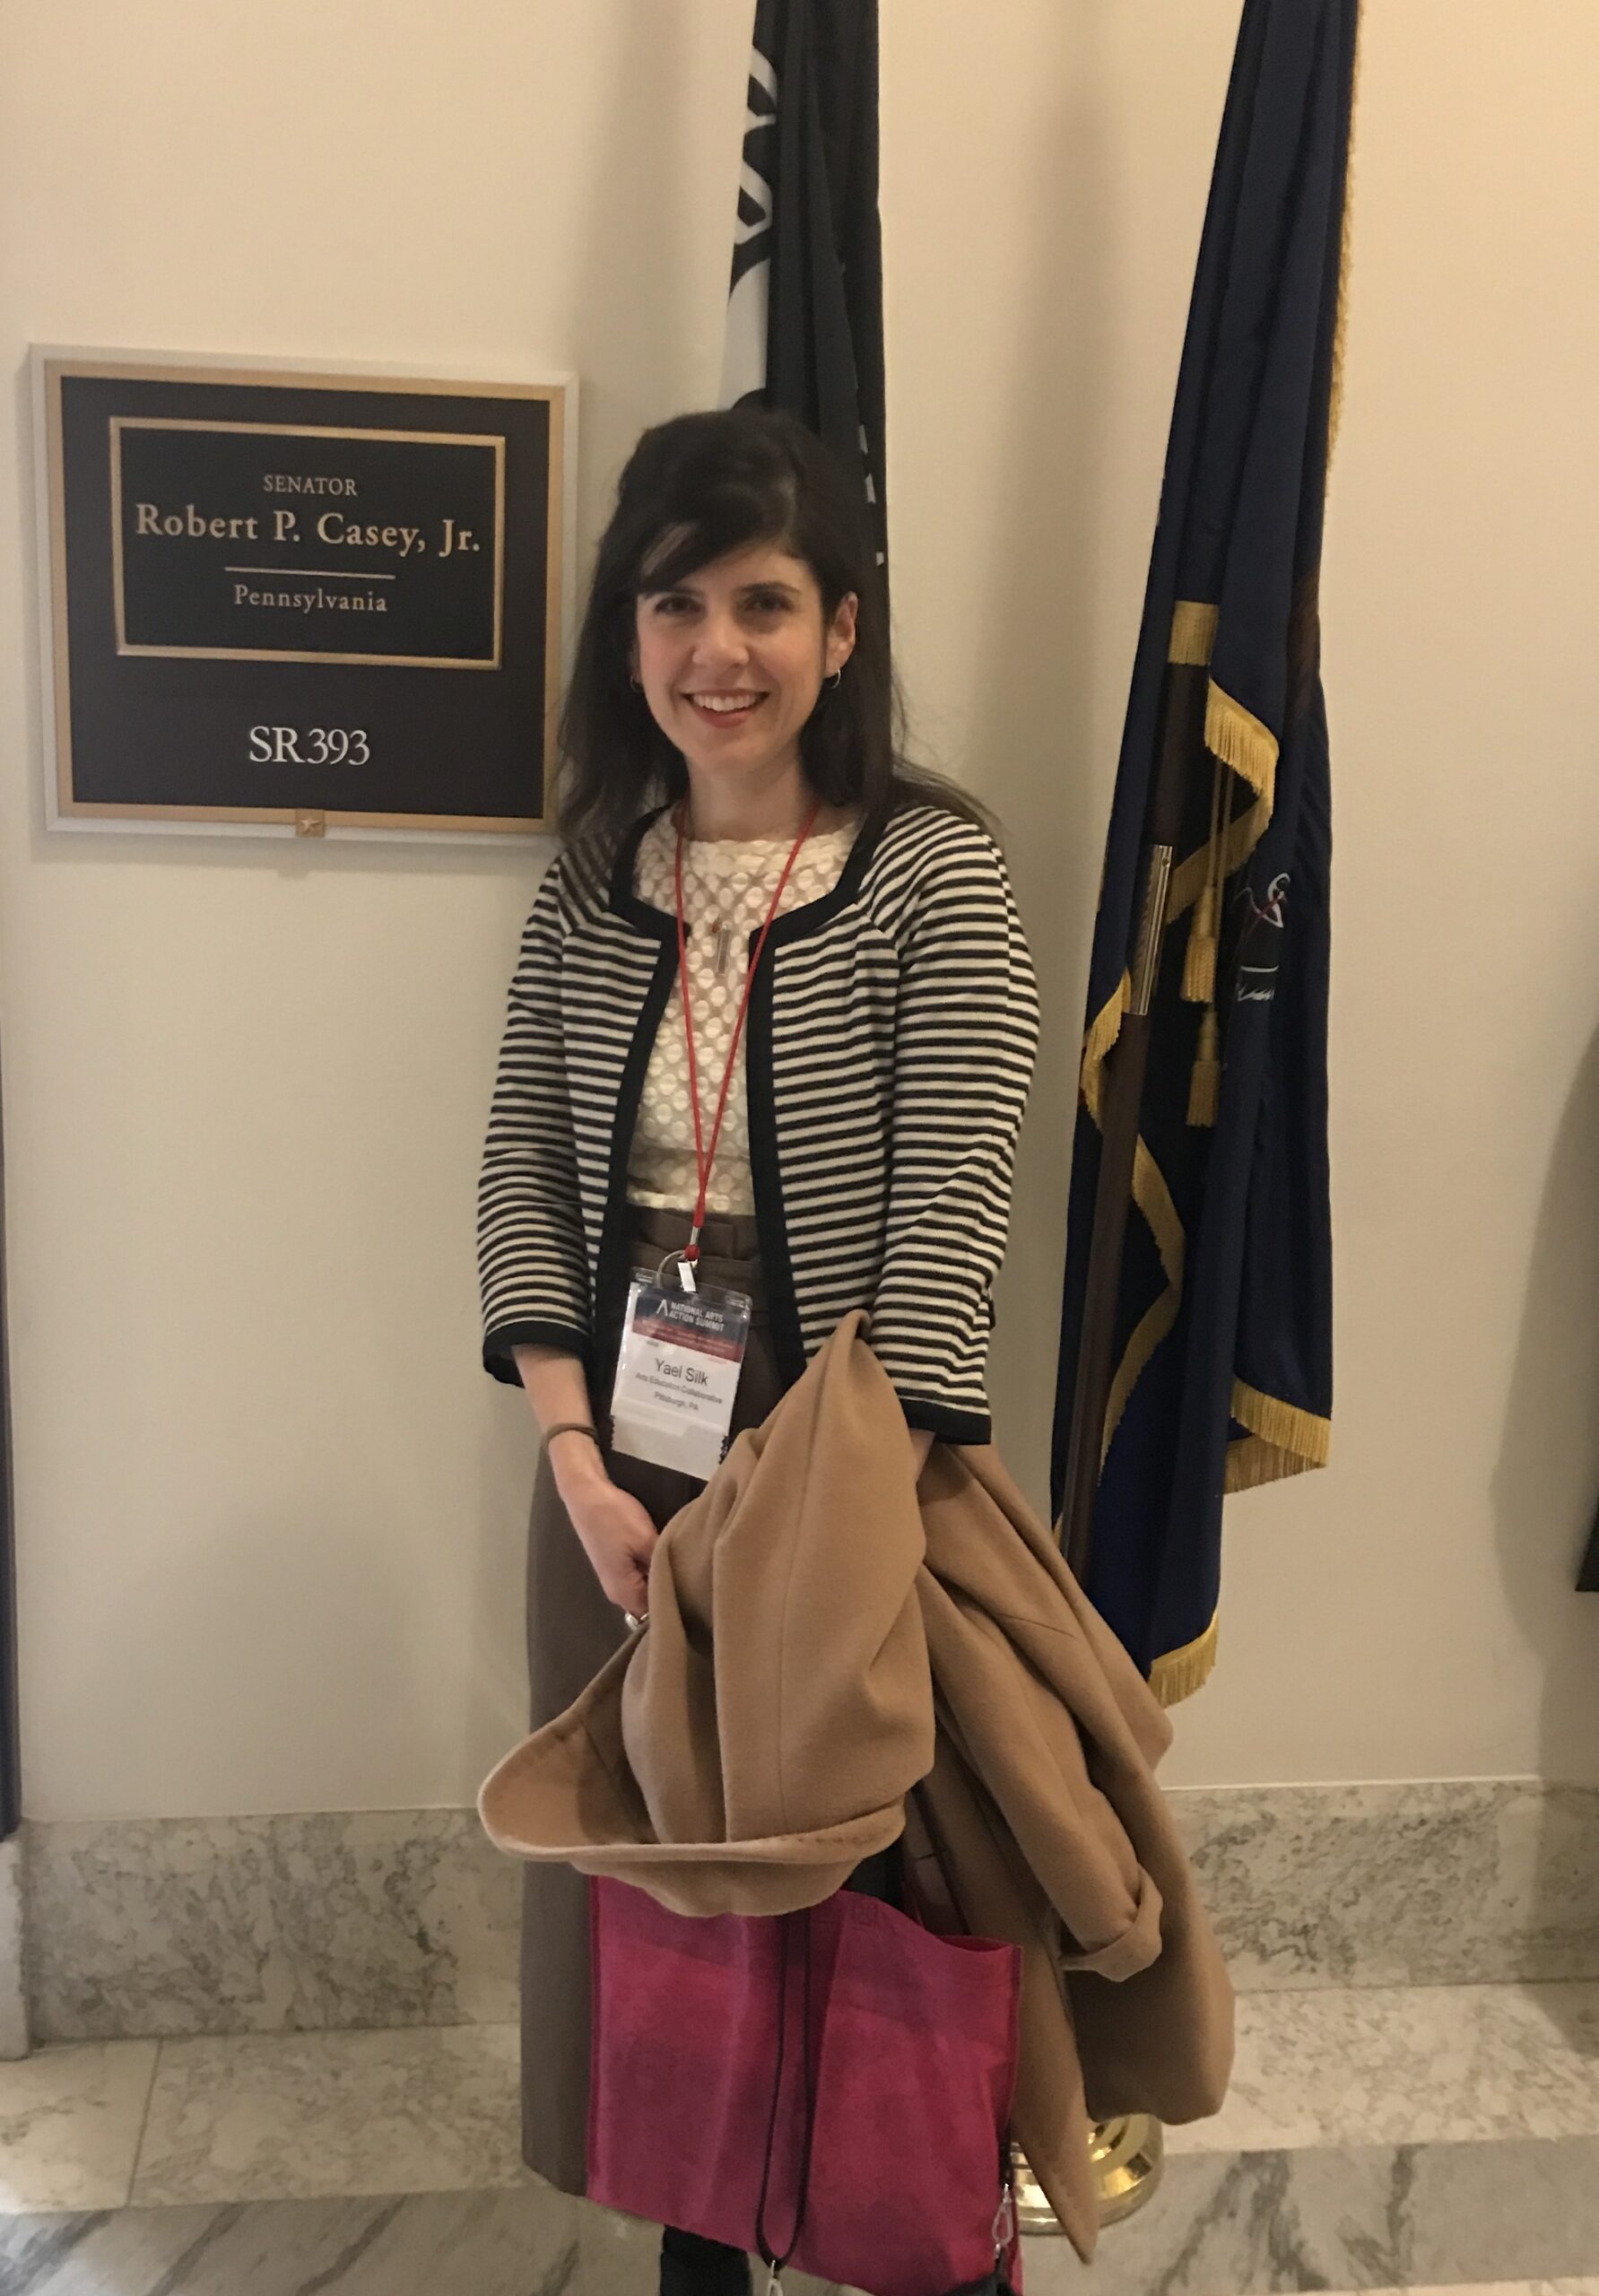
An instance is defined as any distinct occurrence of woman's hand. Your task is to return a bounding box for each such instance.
[512,1344,659,1617]
[550,1434,659,1616]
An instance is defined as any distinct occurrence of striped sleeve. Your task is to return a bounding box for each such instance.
[477,857,593,1382]
[868,827,1040,1442]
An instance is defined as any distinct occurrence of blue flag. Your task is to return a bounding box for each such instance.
[1052,0,1359,1703]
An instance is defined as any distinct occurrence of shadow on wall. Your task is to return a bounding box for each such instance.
[551,3,727,535]
[979,6,1117,1510]
[1490,1020,1599,2033]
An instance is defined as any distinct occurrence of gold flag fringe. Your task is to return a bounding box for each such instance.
[1326,0,1363,465]
[1078,966,1188,1475]
[1187,1008,1221,1126]
[1098,1138,1186,1465]
[1231,1378,1332,1467]
[1204,681,1279,806]
[1077,900,1188,1471]
[1169,600,1219,666]
[1100,1289,1179,1470]
[1225,1435,1322,1494]
[1149,1612,1220,1707]
[1081,970,1131,1120]
[1134,1138,1186,1294]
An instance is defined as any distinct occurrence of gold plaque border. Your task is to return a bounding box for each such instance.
[41,357,567,839]
[109,416,507,671]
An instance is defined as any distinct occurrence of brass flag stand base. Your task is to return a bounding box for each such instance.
[1090,2115,1165,2225]
[1011,2118,1165,2236]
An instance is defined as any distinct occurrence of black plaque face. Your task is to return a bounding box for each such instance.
[39,359,568,835]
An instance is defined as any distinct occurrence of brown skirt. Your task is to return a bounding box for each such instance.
[518,1205,781,2194]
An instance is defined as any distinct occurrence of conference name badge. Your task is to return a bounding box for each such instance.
[610,1277,752,1481]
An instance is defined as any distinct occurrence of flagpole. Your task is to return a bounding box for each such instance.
[1059,662,1207,1579]
[1028,660,1210,2242]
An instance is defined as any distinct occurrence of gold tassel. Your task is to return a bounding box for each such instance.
[1187,1007,1221,1126]
[1182,884,1217,1004]
[1182,753,1226,1006]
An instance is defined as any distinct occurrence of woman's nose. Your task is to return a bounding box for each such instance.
[691,613,749,672]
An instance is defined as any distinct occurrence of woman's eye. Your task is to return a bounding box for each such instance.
[647,594,693,617]
[745,592,789,616]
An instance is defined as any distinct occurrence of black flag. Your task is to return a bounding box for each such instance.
[1051,0,1359,1703]
[721,0,888,583]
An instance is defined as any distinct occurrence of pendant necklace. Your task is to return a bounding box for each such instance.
[687,848,735,974]
[691,843,739,974]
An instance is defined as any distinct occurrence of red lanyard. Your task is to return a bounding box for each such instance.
[673,797,820,1266]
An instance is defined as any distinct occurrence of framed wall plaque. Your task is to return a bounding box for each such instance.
[31,350,577,840]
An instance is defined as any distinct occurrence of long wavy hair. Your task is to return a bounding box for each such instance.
[554,405,989,854]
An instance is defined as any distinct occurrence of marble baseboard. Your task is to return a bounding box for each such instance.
[26,1811,517,2044]
[0,1830,30,2057]
[1171,1781,1599,1993]
[24,1780,1599,2042]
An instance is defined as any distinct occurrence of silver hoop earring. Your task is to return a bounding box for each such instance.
[824,668,843,690]
[630,674,642,691]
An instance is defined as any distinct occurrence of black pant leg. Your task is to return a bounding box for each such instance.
[660,2223,752,2296]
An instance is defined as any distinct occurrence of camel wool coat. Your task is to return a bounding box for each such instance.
[479,1312,1233,2261]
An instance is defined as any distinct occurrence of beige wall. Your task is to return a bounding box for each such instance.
[1,2,1595,1821]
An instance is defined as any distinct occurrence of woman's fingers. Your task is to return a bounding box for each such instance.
[622,1526,656,1618]
[568,1477,661,1619]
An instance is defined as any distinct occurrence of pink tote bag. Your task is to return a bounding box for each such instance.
[587,1877,1022,2296]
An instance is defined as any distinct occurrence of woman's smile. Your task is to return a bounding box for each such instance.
[682,688,769,729]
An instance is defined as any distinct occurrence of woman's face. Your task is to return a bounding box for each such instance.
[633,543,856,793]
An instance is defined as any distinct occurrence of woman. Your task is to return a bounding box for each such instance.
[478,405,1039,2294]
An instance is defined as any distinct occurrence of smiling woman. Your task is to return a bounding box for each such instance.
[475,405,1041,2278]
[552,404,978,852]
[630,544,856,837]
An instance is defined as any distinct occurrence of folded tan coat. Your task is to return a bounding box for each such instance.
[480,1313,1233,2260]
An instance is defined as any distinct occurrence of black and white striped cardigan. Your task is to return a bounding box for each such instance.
[478,802,1039,1443]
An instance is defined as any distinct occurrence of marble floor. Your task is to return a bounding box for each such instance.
[0,1981,1594,2292]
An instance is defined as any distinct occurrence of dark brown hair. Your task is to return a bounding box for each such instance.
[554,405,989,854]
